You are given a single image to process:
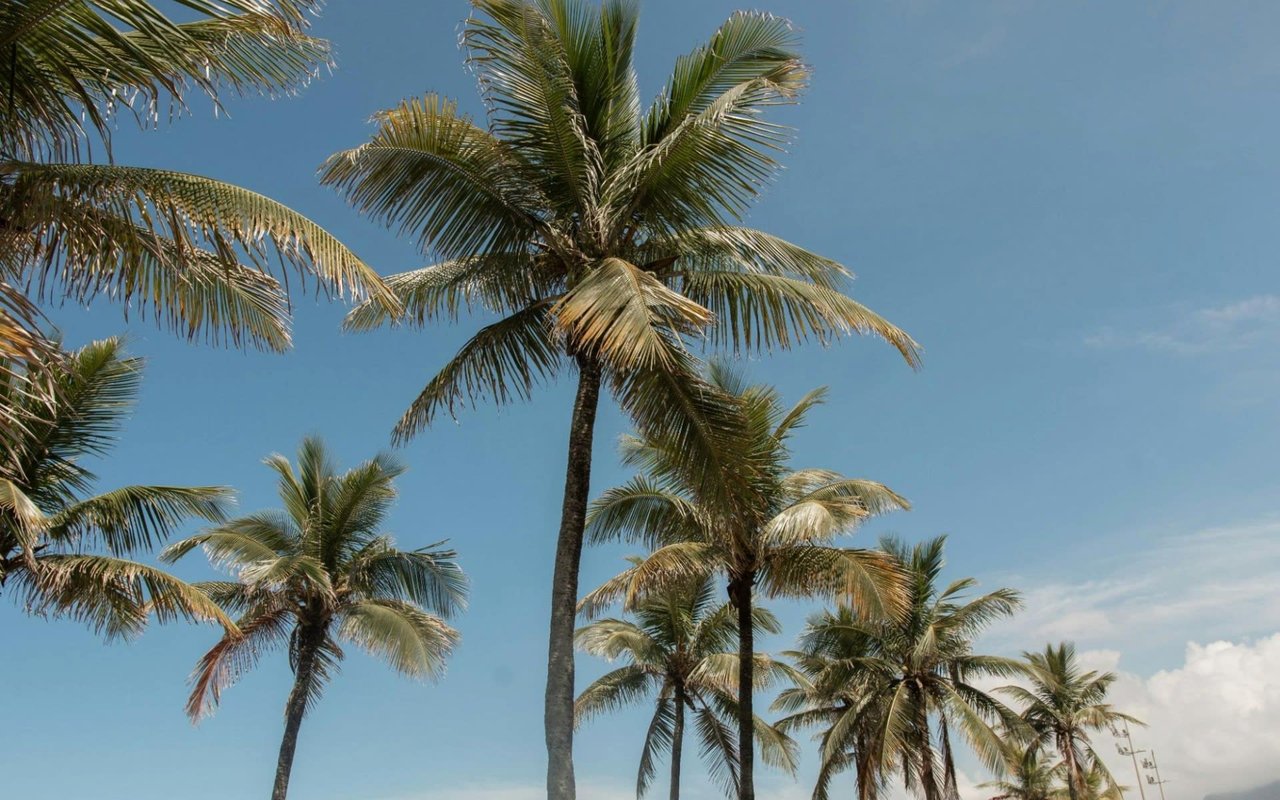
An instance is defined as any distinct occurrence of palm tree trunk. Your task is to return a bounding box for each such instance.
[546,356,602,800]
[670,683,686,800]
[856,733,876,800]
[729,572,755,800]
[917,699,938,800]
[272,626,322,800]
[1062,739,1082,800]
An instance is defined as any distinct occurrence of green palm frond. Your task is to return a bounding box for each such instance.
[0,0,328,160]
[574,663,655,726]
[337,599,460,679]
[2,161,397,315]
[0,338,245,640]
[46,485,232,555]
[679,271,921,364]
[19,552,234,638]
[392,302,562,440]
[552,257,711,370]
[320,93,547,259]
[347,540,469,618]
[636,697,676,798]
[695,704,741,798]
[161,512,296,569]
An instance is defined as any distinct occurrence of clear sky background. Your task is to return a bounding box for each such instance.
[3,2,1279,799]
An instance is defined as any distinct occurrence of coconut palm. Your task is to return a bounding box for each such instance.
[0,336,233,636]
[771,606,889,800]
[321,4,919,796]
[778,538,1024,800]
[1000,643,1139,800]
[576,573,797,800]
[978,743,1061,800]
[979,743,1125,800]
[162,438,468,800]
[579,368,910,800]
[0,0,397,459]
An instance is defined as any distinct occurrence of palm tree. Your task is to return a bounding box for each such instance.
[579,369,910,800]
[1000,643,1139,800]
[162,438,468,800]
[979,743,1125,800]
[321,4,919,796]
[978,743,1061,800]
[0,0,397,458]
[772,606,889,800]
[0,336,233,635]
[778,538,1023,800]
[576,573,796,800]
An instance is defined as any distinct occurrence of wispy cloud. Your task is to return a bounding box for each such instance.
[1085,295,1280,355]
[989,517,1280,655]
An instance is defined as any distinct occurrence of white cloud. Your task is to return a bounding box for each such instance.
[1085,294,1280,355]
[1090,634,1280,800]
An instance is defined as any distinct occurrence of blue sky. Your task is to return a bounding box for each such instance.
[4,2,1280,799]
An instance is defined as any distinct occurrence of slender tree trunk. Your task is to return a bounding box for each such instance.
[729,572,755,800]
[670,682,686,800]
[856,733,876,800]
[917,697,938,800]
[546,356,602,800]
[272,625,322,800]
[1062,738,1082,800]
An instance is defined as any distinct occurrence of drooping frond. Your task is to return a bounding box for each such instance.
[1,161,398,319]
[337,599,460,679]
[392,302,562,440]
[0,0,330,160]
[320,93,547,259]
[552,256,711,369]
[20,553,235,638]
[573,663,655,726]
[346,539,469,618]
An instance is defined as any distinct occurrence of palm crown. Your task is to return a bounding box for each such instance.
[0,1,397,459]
[1001,643,1140,800]
[163,437,468,800]
[0,336,233,637]
[777,537,1024,800]
[576,574,796,799]
[326,0,919,449]
[163,437,468,720]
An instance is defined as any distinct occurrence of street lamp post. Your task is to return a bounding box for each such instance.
[1142,751,1169,800]
[1112,724,1148,800]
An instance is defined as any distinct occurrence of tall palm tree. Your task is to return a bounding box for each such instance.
[778,538,1023,800]
[322,4,919,796]
[579,368,910,800]
[162,438,468,800]
[0,0,397,458]
[576,573,796,800]
[0,336,233,635]
[1000,643,1139,800]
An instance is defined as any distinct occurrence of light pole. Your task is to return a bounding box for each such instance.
[1142,751,1169,800]
[1112,724,1147,800]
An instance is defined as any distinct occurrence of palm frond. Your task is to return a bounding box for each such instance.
[337,599,459,679]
